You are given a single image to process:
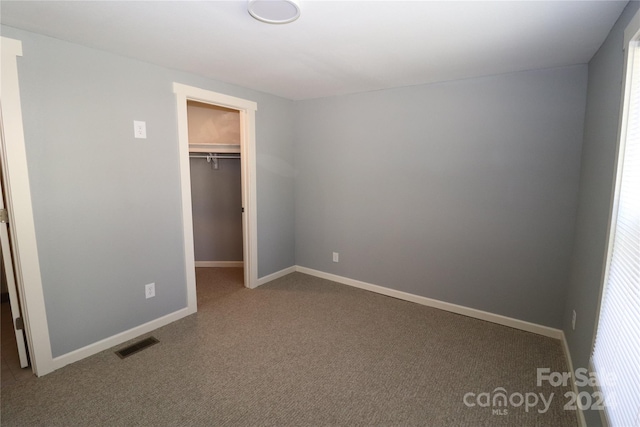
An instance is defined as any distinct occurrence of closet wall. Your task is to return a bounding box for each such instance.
[188,101,243,263]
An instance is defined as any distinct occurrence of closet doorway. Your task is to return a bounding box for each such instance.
[188,102,243,267]
[173,83,258,313]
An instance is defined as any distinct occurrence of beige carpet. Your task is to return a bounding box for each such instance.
[0,269,577,426]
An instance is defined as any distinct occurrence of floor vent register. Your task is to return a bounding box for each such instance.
[115,337,159,359]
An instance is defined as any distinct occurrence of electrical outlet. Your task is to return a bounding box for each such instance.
[333,252,339,263]
[145,283,155,299]
[572,310,576,330]
[134,120,147,139]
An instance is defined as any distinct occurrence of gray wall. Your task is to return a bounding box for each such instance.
[294,66,588,329]
[563,2,640,426]
[190,157,243,262]
[1,26,295,357]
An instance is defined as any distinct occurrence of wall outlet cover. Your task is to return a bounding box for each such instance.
[145,283,155,299]
[134,121,147,139]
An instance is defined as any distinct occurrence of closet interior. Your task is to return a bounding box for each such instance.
[187,100,244,286]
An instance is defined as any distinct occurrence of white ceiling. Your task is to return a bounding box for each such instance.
[0,0,629,100]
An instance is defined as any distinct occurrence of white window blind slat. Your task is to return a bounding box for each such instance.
[591,38,640,427]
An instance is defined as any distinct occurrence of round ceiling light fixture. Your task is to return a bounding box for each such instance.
[248,0,301,24]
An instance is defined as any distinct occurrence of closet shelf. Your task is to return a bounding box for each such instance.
[189,143,239,154]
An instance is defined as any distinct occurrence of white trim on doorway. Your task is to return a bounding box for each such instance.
[173,83,258,318]
[0,37,54,376]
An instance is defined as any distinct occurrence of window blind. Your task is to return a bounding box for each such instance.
[591,40,640,427]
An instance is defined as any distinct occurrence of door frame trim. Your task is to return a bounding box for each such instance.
[173,83,258,311]
[0,36,53,376]
[0,158,30,368]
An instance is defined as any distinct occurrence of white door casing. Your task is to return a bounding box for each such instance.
[0,153,29,368]
[173,83,258,314]
[1,36,53,376]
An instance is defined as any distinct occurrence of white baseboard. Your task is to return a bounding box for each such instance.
[560,332,587,427]
[48,264,568,381]
[195,261,243,268]
[295,266,563,340]
[256,265,297,288]
[50,305,195,373]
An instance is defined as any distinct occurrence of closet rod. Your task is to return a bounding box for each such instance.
[189,154,240,159]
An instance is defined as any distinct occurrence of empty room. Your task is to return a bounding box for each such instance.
[1,1,639,426]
